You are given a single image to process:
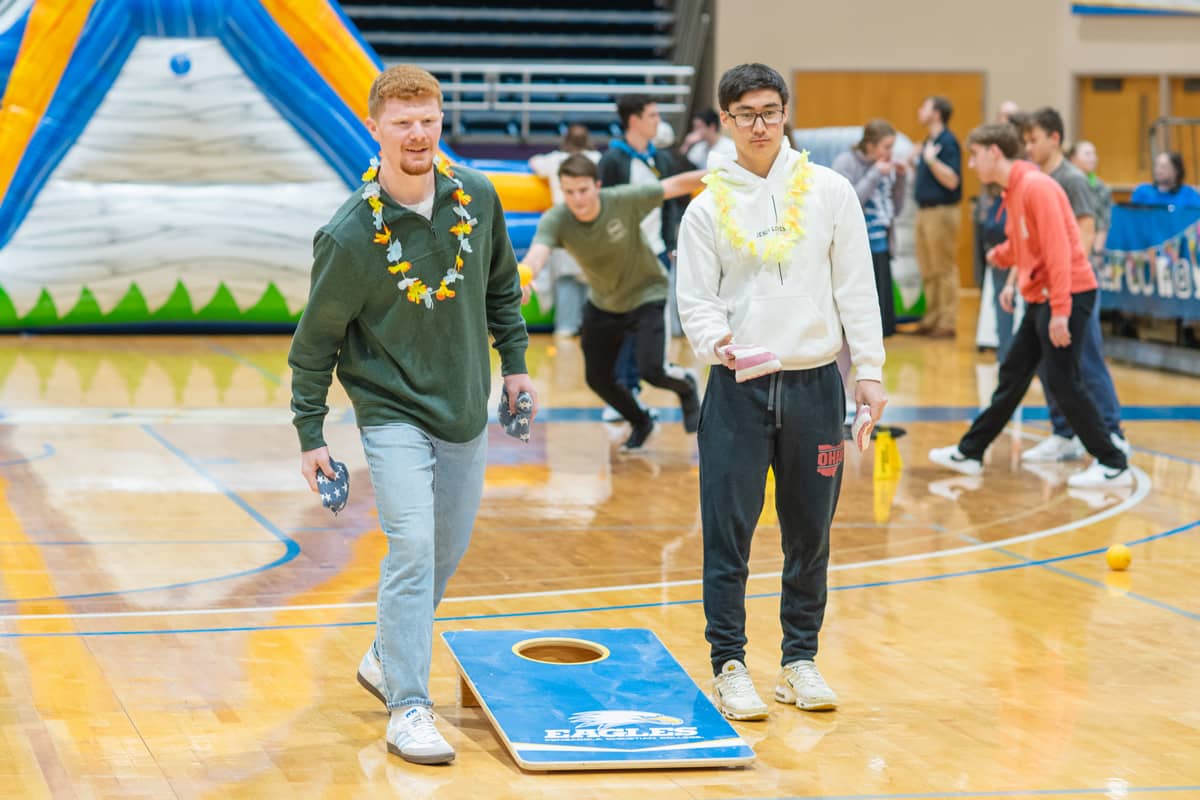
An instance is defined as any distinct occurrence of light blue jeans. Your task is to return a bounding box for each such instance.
[360,423,488,709]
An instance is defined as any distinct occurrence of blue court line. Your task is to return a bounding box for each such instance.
[997,548,1199,621]
[746,786,1200,799]
[208,344,282,385]
[4,519,1194,639]
[0,442,55,467]
[0,426,301,604]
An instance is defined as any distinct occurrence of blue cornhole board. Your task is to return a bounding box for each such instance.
[441,628,755,771]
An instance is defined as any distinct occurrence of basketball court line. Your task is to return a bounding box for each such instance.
[0,516,1195,638]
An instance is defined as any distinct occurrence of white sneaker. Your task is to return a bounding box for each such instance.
[1022,435,1084,462]
[1111,432,1132,457]
[601,388,657,424]
[357,646,386,708]
[1067,460,1134,489]
[712,660,768,721]
[929,445,983,476]
[387,706,455,765]
[776,659,838,711]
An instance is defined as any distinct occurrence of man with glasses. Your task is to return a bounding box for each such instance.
[676,63,887,721]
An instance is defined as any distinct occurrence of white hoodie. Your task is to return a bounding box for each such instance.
[676,141,885,383]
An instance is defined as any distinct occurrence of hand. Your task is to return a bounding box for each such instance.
[922,141,942,164]
[520,283,533,305]
[854,380,888,426]
[503,373,538,421]
[301,445,335,493]
[1048,315,1071,348]
[713,333,736,368]
[894,160,908,176]
[875,159,894,177]
[985,246,1000,266]
[999,284,1016,314]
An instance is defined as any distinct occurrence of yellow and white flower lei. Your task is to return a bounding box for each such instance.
[702,149,815,263]
[361,155,476,308]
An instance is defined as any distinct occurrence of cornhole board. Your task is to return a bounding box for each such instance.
[441,628,755,771]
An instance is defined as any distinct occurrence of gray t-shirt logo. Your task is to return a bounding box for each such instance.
[606,218,627,242]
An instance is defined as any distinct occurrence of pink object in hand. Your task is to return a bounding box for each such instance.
[720,344,782,383]
[852,406,874,452]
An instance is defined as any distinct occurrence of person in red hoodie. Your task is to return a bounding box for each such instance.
[928,123,1130,489]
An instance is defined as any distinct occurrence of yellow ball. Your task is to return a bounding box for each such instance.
[1106,543,1132,571]
[517,263,533,288]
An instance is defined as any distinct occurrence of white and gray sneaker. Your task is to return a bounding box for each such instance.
[929,445,983,476]
[357,646,387,707]
[712,660,769,721]
[387,705,455,765]
[1022,434,1084,462]
[775,659,838,711]
[1067,460,1133,489]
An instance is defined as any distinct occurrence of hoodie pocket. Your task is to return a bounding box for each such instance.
[731,293,831,358]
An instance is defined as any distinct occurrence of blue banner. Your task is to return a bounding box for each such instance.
[1100,204,1200,320]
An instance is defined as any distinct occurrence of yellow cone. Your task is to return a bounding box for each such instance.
[874,429,902,482]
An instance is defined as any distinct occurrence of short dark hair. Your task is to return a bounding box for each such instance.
[694,108,719,128]
[1027,106,1065,143]
[558,153,599,181]
[967,123,1022,160]
[927,95,953,125]
[616,94,654,131]
[1007,110,1031,136]
[718,63,789,111]
[1160,150,1186,192]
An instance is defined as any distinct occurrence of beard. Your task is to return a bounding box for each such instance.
[399,155,434,176]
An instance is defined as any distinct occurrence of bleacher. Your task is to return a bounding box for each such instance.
[342,1,709,144]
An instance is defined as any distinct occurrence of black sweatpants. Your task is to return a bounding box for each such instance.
[698,361,845,674]
[873,249,896,337]
[580,300,693,424]
[958,289,1126,469]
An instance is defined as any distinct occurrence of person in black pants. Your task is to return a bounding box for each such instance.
[928,123,1129,489]
[520,155,706,450]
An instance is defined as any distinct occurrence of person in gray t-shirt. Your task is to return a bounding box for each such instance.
[1018,107,1128,460]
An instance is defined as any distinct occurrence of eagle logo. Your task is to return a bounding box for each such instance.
[568,710,684,730]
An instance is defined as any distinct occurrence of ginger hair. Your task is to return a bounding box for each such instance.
[368,65,442,119]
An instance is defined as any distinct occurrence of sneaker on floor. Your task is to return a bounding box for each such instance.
[775,659,838,711]
[1111,431,1132,457]
[712,660,768,721]
[1067,460,1133,489]
[357,646,386,708]
[929,445,983,476]
[601,405,623,423]
[679,370,700,433]
[387,706,455,765]
[1022,434,1084,463]
[621,416,657,451]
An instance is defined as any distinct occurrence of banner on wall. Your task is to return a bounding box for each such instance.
[1099,204,1200,320]
[1072,1,1200,15]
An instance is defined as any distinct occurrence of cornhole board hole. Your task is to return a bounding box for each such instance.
[441,628,755,771]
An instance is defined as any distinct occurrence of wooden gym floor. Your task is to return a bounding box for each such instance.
[1,301,1198,799]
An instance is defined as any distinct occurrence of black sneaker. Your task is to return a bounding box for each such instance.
[680,372,700,433]
[622,417,657,451]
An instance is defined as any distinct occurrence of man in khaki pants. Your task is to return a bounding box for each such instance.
[912,95,962,338]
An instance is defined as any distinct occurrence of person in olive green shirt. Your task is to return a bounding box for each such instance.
[288,65,535,766]
[521,154,705,450]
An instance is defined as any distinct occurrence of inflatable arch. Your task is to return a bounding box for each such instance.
[0,0,552,330]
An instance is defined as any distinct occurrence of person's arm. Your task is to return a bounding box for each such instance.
[1030,182,1074,323]
[660,169,707,200]
[289,232,366,490]
[924,137,961,192]
[829,178,886,397]
[1076,215,1096,255]
[483,185,530,377]
[832,151,884,206]
[891,168,907,216]
[675,202,732,364]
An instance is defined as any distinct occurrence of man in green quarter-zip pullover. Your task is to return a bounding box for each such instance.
[288,65,535,766]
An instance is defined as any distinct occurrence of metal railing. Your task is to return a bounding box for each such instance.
[1149,116,1200,183]
[417,62,695,142]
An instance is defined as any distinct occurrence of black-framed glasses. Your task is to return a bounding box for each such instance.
[728,109,785,128]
